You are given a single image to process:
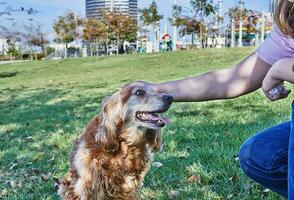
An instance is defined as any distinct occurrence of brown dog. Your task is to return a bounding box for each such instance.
[57,85,173,200]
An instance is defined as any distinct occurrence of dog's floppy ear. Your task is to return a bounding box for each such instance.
[146,129,162,152]
[152,131,162,152]
[95,94,122,152]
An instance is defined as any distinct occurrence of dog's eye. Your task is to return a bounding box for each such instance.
[135,89,145,96]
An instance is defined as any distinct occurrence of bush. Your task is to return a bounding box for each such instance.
[46,46,55,56]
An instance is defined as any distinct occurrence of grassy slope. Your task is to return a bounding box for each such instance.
[0,48,290,200]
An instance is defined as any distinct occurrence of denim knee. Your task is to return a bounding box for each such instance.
[239,136,273,175]
[239,135,288,198]
[238,122,290,198]
[239,138,256,175]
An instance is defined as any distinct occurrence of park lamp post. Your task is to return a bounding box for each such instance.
[261,11,265,43]
[231,18,235,47]
[218,0,223,39]
[173,0,177,51]
[238,0,244,47]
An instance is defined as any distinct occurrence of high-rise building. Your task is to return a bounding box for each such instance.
[86,0,138,20]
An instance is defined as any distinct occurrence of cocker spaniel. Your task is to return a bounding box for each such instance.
[57,84,173,200]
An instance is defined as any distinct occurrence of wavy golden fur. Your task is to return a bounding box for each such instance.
[57,85,173,200]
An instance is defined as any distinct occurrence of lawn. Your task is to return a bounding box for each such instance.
[0,48,291,200]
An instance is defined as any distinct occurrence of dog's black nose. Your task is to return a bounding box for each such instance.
[163,95,173,103]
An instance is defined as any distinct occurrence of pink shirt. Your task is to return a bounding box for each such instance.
[255,28,294,65]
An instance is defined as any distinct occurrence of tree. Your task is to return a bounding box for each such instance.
[190,0,217,48]
[23,23,48,60]
[0,24,22,60]
[180,18,203,45]
[226,6,248,21]
[168,5,185,31]
[140,1,163,52]
[226,6,248,47]
[168,6,203,46]
[103,10,137,54]
[53,11,83,58]
[83,18,108,56]
[190,0,216,18]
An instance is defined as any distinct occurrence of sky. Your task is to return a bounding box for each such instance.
[0,0,270,40]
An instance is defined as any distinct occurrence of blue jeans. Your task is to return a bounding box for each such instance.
[239,102,294,199]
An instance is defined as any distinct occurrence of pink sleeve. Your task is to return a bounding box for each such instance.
[255,28,294,65]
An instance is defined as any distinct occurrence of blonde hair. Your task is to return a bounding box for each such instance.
[274,0,294,37]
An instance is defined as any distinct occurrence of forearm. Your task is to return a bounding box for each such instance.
[271,58,294,84]
[155,69,238,102]
[155,53,270,102]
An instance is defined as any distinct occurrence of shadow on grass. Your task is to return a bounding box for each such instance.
[0,71,18,78]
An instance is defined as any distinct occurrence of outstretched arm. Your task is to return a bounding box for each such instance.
[154,53,271,102]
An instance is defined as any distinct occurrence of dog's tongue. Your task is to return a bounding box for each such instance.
[156,116,169,127]
[148,113,169,127]
[162,116,170,125]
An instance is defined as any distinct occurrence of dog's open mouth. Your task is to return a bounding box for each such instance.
[136,111,169,128]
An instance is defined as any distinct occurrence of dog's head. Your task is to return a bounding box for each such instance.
[96,85,173,152]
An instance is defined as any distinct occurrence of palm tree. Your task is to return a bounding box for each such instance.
[226,6,248,47]
[190,0,217,48]
[140,1,163,52]
[169,3,183,50]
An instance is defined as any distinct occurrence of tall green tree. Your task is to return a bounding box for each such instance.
[190,0,216,48]
[53,11,83,58]
[168,5,185,30]
[140,1,163,52]
[190,0,216,18]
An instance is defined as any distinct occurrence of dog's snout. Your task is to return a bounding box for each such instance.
[163,95,173,104]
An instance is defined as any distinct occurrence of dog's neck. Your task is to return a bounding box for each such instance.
[118,125,158,147]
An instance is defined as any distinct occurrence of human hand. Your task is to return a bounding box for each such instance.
[262,66,291,101]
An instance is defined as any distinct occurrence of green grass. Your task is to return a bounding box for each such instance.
[0,48,291,200]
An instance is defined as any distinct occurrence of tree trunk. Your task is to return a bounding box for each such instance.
[106,32,109,55]
[30,45,33,60]
[106,41,108,56]
[42,44,47,57]
[90,43,93,57]
[96,40,99,60]
[116,37,120,55]
[154,24,160,52]
[200,24,203,48]
[64,43,68,59]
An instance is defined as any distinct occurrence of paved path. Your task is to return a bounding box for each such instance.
[0,60,29,65]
